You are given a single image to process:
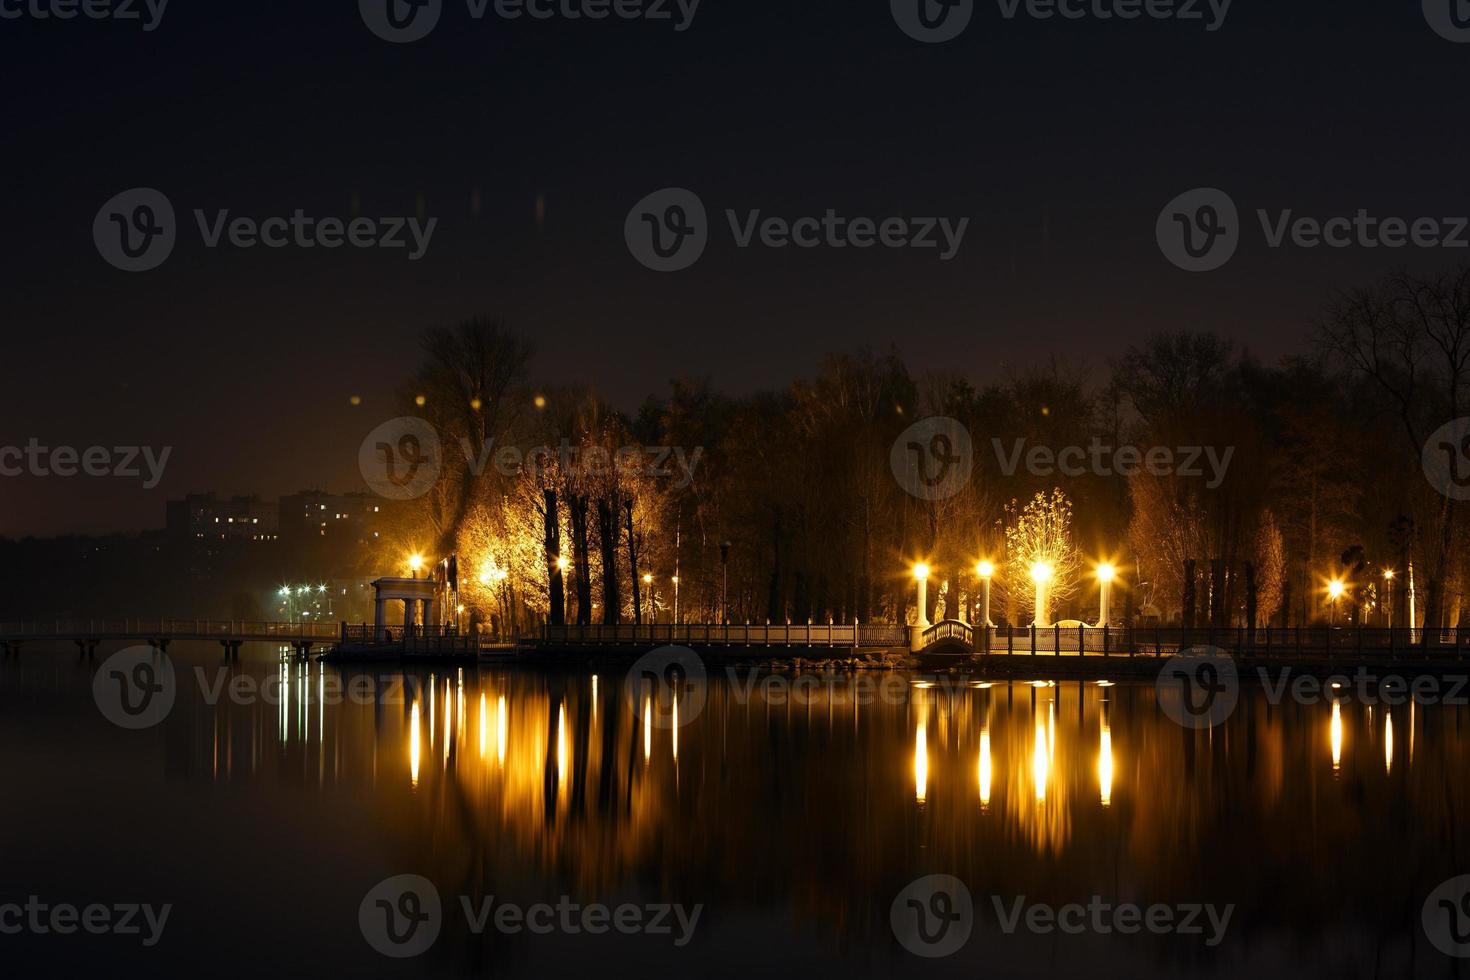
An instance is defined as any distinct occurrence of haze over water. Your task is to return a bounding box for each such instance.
[0,647,1465,977]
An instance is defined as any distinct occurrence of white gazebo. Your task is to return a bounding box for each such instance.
[371,576,444,642]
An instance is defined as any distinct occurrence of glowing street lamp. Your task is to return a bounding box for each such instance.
[1327,578,1346,627]
[409,553,425,578]
[643,573,656,624]
[1383,569,1395,629]
[1096,563,1116,628]
[1030,562,1054,628]
[976,561,995,628]
[913,563,932,629]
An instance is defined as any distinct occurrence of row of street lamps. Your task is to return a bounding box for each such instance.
[912,560,1118,630]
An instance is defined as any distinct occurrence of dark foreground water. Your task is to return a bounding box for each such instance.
[1,645,1467,978]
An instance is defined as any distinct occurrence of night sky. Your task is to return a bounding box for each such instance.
[2,0,1465,535]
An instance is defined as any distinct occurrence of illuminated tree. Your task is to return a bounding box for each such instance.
[1003,489,1081,623]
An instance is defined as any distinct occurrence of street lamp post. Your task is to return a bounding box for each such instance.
[976,561,995,628]
[1030,562,1054,628]
[1328,579,1345,627]
[643,573,655,625]
[914,564,931,629]
[1096,564,1116,628]
[1383,569,1395,629]
[910,563,931,653]
[720,541,732,625]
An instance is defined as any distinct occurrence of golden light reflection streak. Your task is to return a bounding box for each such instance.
[410,701,421,788]
[672,692,679,761]
[444,685,452,764]
[1384,711,1394,774]
[1331,702,1343,772]
[479,693,487,760]
[557,703,568,793]
[1033,714,1049,803]
[497,695,507,767]
[978,727,992,809]
[1099,720,1113,808]
[915,718,928,803]
[643,694,652,764]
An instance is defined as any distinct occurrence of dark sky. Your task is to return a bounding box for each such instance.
[2,0,1466,535]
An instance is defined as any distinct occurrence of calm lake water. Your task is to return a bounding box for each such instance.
[1,645,1467,978]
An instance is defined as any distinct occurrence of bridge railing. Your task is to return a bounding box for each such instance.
[537,623,894,648]
[984,624,1470,659]
[0,620,340,640]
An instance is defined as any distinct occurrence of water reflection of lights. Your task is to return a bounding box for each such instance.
[557,704,568,795]
[1331,702,1343,772]
[1033,715,1049,803]
[1384,712,1394,774]
[410,701,421,788]
[979,727,992,808]
[479,693,488,759]
[497,695,507,767]
[915,718,928,803]
[1099,718,1113,808]
[643,695,652,764]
